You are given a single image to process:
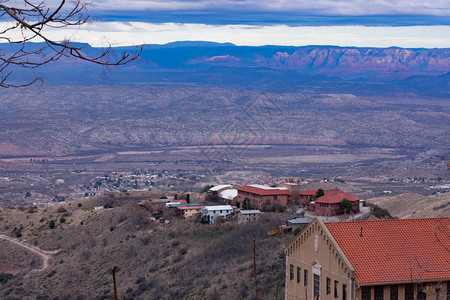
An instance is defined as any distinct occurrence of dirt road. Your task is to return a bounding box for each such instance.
[0,234,61,272]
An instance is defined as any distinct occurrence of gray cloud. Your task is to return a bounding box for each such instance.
[88,0,450,16]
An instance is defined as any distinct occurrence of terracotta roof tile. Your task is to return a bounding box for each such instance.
[237,185,290,196]
[299,190,317,196]
[315,190,359,204]
[325,218,450,284]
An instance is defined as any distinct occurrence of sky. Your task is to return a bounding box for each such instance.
[4,0,450,47]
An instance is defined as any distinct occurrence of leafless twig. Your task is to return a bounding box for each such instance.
[0,0,142,87]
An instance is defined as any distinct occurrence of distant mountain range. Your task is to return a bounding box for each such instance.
[2,42,449,96]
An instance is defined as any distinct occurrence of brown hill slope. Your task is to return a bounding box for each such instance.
[367,192,450,219]
[0,193,291,300]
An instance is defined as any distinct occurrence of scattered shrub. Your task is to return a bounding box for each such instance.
[49,220,55,229]
[179,248,188,255]
[77,203,82,207]
[372,205,393,219]
[60,217,66,223]
[56,207,67,213]
[293,227,302,236]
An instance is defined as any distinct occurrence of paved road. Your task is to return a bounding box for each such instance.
[0,234,61,272]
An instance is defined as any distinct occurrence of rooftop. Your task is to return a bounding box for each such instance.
[316,190,359,204]
[325,217,450,285]
[238,185,290,196]
[299,190,317,196]
[177,205,204,210]
[203,205,233,211]
[209,184,232,192]
[239,210,262,214]
[300,189,359,204]
[219,189,238,200]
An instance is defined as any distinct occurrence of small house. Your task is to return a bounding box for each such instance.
[237,210,261,224]
[201,205,233,224]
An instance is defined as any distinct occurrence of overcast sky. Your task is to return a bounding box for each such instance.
[6,0,450,47]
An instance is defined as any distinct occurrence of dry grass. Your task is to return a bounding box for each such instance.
[367,192,450,219]
[0,193,292,300]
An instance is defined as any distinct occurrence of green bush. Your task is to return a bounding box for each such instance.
[49,220,55,229]
[293,227,302,236]
[179,248,188,255]
[15,231,22,238]
[372,205,394,219]
[60,217,66,223]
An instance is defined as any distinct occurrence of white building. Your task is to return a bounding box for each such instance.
[201,205,233,224]
[237,210,261,224]
[218,189,238,204]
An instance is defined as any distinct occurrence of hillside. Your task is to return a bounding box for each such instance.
[0,192,291,300]
[2,43,449,96]
[366,192,450,218]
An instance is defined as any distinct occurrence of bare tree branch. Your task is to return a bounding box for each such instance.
[0,0,142,87]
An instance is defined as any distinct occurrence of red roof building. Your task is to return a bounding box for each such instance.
[235,184,290,210]
[285,217,450,300]
[299,189,360,216]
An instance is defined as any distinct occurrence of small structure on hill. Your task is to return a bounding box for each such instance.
[237,210,261,224]
[176,205,204,219]
[206,185,233,202]
[218,189,238,204]
[300,189,360,216]
[201,205,233,224]
[235,184,290,211]
[165,200,187,208]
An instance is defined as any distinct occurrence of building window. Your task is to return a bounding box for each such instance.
[390,285,398,300]
[314,275,320,298]
[374,286,383,300]
[405,284,414,300]
[447,282,450,300]
[304,270,309,286]
[297,267,301,284]
[447,281,450,300]
[327,278,331,295]
[418,286,426,300]
[334,281,339,298]
[362,287,371,300]
[343,284,347,300]
[290,264,294,281]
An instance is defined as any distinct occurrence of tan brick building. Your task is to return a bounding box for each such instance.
[285,218,450,300]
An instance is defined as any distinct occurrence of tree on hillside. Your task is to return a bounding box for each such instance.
[243,197,250,210]
[0,0,141,87]
[315,188,325,198]
[339,198,353,214]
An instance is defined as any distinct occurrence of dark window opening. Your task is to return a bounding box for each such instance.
[390,285,398,300]
[304,270,309,286]
[418,285,426,300]
[314,274,320,298]
[327,278,331,295]
[290,264,294,281]
[374,286,384,300]
[447,282,450,300]
[297,267,301,284]
[343,284,347,300]
[362,287,371,300]
[405,284,414,300]
[334,280,339,298]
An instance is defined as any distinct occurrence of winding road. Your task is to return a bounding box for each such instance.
[0,233,61,272]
